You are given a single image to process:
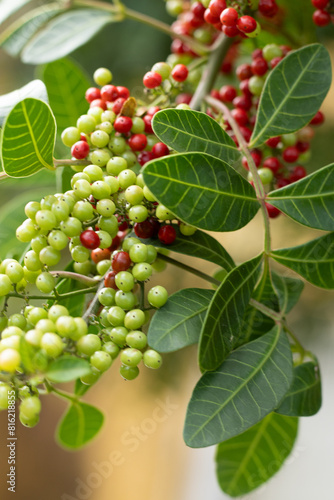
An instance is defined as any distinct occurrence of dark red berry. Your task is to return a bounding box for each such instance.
[296,141,310,153]
[128,133,147,151]
[101,85,119,102]
[116,86,130,99]
[266,136,281,148]
[233,95,252,111]
[283,146,299,163]
[236,64,253,81]
[90,99,107,110]
[310,110,325,125]
[85,87,101,103]
[112,98,126,114]
[209,0,227,17]
[313,9,331,26]
[231,108,248,126]
[263,157,281,174]
[158,225,177,245]
[71,141,90,159]
[239,79,252,97]
[276,178,291,188]
[80,230,100,250]
[204,8,220,25]
[220,7,238,26]
[104,271,118,290]
[266,203,280,218]
[289,165,307,183]
[91,248,111,264]
[219,85,237,102]
[171,64,189,82]
[258,0,279,17]
[134,220,155,239]
[251,57,268,76]
[143,71,162,89]
[112,251,131,272]
[223,24,240,37]
[312,0,329,9]
[270,57,283,69]
[237,15,257,34]
[252,48,263,60]
[152,142,169,158]
[191,1,206,18]
[109,235,121,252]
[280,45,291,56]
[176,93,192,105]
[137,151,154,166]
[114,116,133,134]
[143,114,153,134]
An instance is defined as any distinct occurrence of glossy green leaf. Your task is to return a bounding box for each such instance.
[133,226,235,271]
[0,4,63,57]
[238,263,278,346]
[267,164,334,230]
[0,0,34,25]
[143,152,260,232]
[184,326,293,448]
[22,9,122,64]
[46,356,91,383]
[250,44,332,148]
[148,288,214,353]
[42,58,91,132]
[0,80,48,127]
[271,272,304,315]
[199,255,263,371]
[276,362,322,417]
[216,413,299,497]
[152,109,240,164]
[1,98,56,177]
[271,233,334,289]
[57,402,104,449]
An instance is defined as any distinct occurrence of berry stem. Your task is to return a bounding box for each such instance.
[7,285,98,301]
[82,279,106,324]
[53,159,91,168]
[72,0,208,55]
[205,95,272,256]
[190,34,233,111]
[49,271,99,286]
[45,380,78,403]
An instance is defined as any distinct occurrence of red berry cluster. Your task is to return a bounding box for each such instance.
[311,0,334,27]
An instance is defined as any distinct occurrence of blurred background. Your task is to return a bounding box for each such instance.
[0,1,333,499]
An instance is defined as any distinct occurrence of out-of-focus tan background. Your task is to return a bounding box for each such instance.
[0,1,334,499]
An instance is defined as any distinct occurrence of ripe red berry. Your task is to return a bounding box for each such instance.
[310,110,325,125]
[176,93,192,105]
[112,251,131,272]
[152,142,169,158]
[158,225,177,245]
[90,99,107,110]
[109,235,121,252]
[265,203,280,218]
[236,64,253,81]
[223,24,240,37]
[204,8,220,25]
[134,220,155,239]
[147,106,160,116]
[231,108,249,126]
[313,9,331,26]
[276,178,290,188]
[263,156,281,174]
[85,87,101,103]
[114,116,133,134]
[242,150,262,170]
[116,86,130,99]
[91,248,111,264]
[219,85,237,102]
[283,146,299,163]
[117,215,129,231]
[143,114,154,134]
[239,79,252,97]
[128,133,147,151]
[237,16,257,33]
[209,0,227,17]
[80,230,100,250]
[101,85,119,102]
[233,95,252,111]
[251,57,268,76]
[191,1,206,18]
[137,151,154,166]
[296,141,310,153]
[112,98,126,114]
[266,136,281,148]
[220,7,238,26]
[104,271,118,290]
[252,48,263,60]
[312,0,329,8]
[71,141,90,159]
[270,57,283,69]
[143,71,162,89]
[171,64,189,82]
[289,165,307,183]
[258,0,279,18]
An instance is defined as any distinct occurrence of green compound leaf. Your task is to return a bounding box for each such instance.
[250,44,332,148]
[46,356,91,383]
[22,9,122,64]
[0,4,63,57]
[0,80,48,127]
[42,58,91,132]
[0,0,35,25]
[276,362,322,417]
[271,272,304,315]
[143,152,260,232]
[271,232,334,289]
[238,263,278,346]
[1,98,56,177]
[199,255,263,372]
[267,164,334,231]
[148,288,214,353]
[216,413,299,497]
[184,326,293,448]
[134,226,235,271]
[152,109,240,164]
[57,401,104,450]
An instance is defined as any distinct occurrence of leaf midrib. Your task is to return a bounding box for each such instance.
[21,100,52,169]
[271,253,333,264]
[189,327,281,442]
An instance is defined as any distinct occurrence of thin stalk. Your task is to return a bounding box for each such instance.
[53,159,90,168]
[190,34,233,111]
[205,95,272,255]
[82,279,105,323]
[7,285,98,302]
[45,380,78,402]
[249,299,282,322]
[158,253,220,286]
[50,271,99,287]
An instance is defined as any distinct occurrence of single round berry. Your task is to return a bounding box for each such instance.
[220,7,238,26]
[119,364,139,381]
[94,68,112,86]
[143,349,162,369]
[90,351,112,372]
[128,134,148,152]
[237,15,257,33]
[112,251,131,272]
[259,0,279,17]
[152,142,169,158]
[126,330,147,350]
[80,230,100,250]
[114,116,133,134]
[158,225,177,245]
[77,334,102,356]
[148,286,168,308]
[171,64,189,82]
[115,271,134,292]
[104,270,118,289]
[143,71,162,89]
[313,9,331,27]
[266,203,280,218]
[124,309,146,330]
[36,272,55,294]
[40,333,64,357]
[71,141,90,159]
[283,146,299,163]
[121,348,143,367]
